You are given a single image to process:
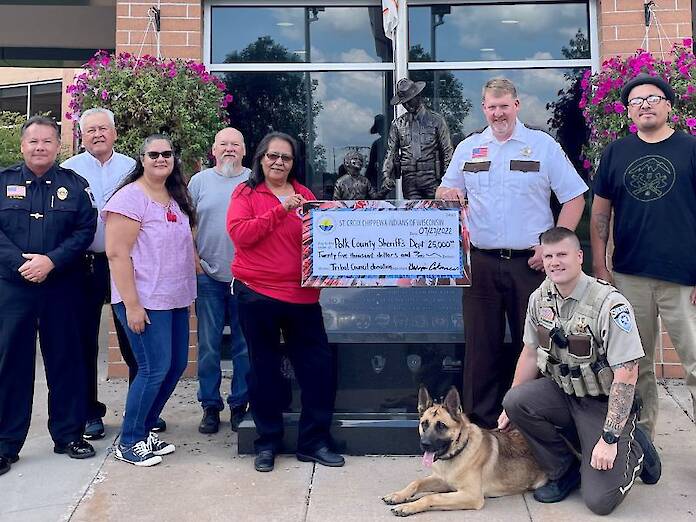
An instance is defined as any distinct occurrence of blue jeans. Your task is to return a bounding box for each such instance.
[195,272,250,411]
[114,303,190,446]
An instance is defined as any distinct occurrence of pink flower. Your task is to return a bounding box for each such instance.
[672,115,680,123]
[100,55,111,66]
[583,159,592,169]
[684,38,693,48]
[168,68,177,78]
[613,102,626,113]
[688,85,696,94]
[65,112,73,120]
[101,89,109,100]
[686,118,696,127]
[224,94,233,103]
[629,123,638,133]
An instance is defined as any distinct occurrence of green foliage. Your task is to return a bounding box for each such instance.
[222,36,325,174]
[409,45,472,143]
[67,51,230,174]
[0,111,25,168]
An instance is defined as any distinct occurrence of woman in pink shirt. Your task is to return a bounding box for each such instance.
[228,132,343,472]
[104,134,196,467]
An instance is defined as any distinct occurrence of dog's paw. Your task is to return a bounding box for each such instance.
[382,493,404,505]
[391,506,414,517]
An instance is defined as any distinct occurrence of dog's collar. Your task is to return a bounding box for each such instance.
[437,433,468,461]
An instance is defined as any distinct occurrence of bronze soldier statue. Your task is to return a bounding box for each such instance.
[333,150,394,200]
[383,78,454,199]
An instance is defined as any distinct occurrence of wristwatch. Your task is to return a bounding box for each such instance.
[601,430,619,444]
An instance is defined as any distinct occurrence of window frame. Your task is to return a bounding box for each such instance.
[0,79,62,119]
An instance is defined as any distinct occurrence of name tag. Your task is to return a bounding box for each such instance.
[462,161,491,173]
[510,160,541,172]
[6,185,26,199]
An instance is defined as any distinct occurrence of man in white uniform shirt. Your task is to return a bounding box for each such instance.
[436,78,588,429]
[61,108,136,440]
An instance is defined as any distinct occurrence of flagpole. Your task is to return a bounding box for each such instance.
[394,0,408,200]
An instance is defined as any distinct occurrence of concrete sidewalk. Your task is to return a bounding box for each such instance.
[3,363,695,521]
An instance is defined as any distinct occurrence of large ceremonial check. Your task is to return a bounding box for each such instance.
[301,200,471,287]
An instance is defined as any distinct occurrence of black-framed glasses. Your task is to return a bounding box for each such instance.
[627,95,668,107]
[144,150,174,159]
[265,152,294,163]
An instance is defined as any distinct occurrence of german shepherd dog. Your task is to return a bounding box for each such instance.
[382,386,547,516]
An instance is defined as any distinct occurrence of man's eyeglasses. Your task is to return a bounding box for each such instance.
[144,150,174,159]
[627,95,668,107]
[265,152,294,164]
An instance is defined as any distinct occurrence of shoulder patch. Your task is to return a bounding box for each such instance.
[610,303,632,333]
[85,187,97,208]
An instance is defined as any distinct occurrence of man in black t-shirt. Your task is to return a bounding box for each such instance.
[591,73,696,440]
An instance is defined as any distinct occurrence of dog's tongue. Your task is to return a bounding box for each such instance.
[422,451,435,468]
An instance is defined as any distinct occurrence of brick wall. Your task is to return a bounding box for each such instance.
[115,0,202,60]
[599,0,692,62]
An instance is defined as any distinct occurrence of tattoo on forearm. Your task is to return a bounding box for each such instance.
[593,213,610,242]
[610,360,638,371]
[604,382,635,436]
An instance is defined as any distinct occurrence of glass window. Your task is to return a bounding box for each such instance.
[411,68,588,151]
[211,6,393,63]
[218,70,393,199]
[29,82,62,118]
[0,86,28,115]
[409,3,590,62]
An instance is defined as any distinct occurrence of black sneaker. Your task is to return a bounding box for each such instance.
[230,403,249,432]
[635,425,661,484]
[152,417,167,433]
[147,432,175,456]
[198,407,220,434]
[83,418,105,440]
[533,460,580,503]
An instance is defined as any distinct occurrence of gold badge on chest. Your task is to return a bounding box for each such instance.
[56,187,68,200]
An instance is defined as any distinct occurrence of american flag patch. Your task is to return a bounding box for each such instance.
[6,185,26,199]
[472,146,488,159]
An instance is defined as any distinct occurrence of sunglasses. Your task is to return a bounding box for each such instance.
[144,150,174,159]
[265,152,294,164]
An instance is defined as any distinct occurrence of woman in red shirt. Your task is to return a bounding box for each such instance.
[227,132,343,472]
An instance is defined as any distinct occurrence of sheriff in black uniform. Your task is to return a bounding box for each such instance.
[0,116,97,477]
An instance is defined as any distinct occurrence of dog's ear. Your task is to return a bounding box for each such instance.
[443,386,463,419]
[418,385,433,415]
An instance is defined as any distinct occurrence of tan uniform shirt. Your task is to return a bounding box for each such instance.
[523,273,645,367]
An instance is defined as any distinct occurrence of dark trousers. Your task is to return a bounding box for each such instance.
[504,377,643,516]
[0,277,87,458]
[82,253,136,420]
[462,250,544,428]
[233,280,336,454]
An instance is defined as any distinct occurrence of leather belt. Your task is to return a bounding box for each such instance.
[471,245,532,260]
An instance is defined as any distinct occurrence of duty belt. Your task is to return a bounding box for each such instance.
[471,246,532,259]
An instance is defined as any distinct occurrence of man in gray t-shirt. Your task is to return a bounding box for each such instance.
[188,127,251,434]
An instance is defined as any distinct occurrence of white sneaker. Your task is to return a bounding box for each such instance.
[147,432,175,456]
[115,441,162,467]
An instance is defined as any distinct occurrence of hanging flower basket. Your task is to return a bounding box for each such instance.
[580,38,695,176]
[66,50,232,173]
